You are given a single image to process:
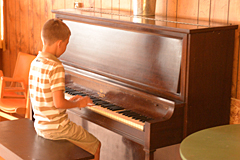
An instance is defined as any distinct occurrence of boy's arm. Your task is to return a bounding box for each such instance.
[52,90,93,109]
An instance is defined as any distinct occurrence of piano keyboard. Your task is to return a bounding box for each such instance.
[64,87,153,131]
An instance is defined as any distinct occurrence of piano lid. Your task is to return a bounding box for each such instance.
[52,8,237,33]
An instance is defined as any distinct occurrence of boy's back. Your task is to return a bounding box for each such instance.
[29,51,69,130]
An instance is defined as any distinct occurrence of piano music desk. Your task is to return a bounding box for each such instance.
[0,118,94,160]
[180,124,240,160]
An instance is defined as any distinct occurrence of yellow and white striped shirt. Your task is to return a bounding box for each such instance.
[29,51,69,131]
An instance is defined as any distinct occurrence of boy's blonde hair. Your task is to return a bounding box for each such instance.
[41,18,71,46]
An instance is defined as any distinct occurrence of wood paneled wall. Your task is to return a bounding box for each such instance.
[2,0,240,99]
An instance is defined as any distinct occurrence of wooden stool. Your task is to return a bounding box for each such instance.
[0,119,94,160]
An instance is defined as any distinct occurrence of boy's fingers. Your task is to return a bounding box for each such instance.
[76,96,94,108]
[82,96,93,103]
[87,103,94,106]
[75,95,82,98]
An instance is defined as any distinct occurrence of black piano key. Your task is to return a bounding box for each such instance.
[133,115,148,121]
[65,87,88,97]
[118,110,130,114]
[93,100,122,110]
[132,115,141,120]
[89,97,109,106]
[65,87,75,92]
[132,113,146,119]
[122,112,137,118]
[140,116,154,122]
[91,98,123,111]
[95,101,109,105]
[129,114,142,120]
[70,91,86,96]
[67,91,80,95]
[123,112,135,117]
[107,106,124,111]
[101,103,114,108]
[90,97,100,101]
[78,93,87,96]
[89,96,96,99]
[92,99,102,103]
[120,110,134,116]
[117,110,152,122]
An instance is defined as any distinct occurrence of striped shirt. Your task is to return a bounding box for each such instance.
[29,51,69,130]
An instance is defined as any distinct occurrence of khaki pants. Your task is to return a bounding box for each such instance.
[36,121,100,155]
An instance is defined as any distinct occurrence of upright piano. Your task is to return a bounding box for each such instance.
[52,8,238,160]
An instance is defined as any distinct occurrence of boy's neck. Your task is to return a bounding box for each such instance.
[42,44,57,57]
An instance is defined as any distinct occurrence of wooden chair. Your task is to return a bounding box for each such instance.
[0,52,36,120]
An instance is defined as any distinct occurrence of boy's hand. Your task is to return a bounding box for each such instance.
[53,91,93,109]
[69,95,82,102]
[76,96,94,108]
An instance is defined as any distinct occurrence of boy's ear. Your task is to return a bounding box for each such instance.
[56,40,63,48]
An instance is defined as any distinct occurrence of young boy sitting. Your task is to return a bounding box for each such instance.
[29,18,101,160]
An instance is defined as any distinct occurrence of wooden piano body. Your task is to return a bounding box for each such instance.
[52,8,238,160]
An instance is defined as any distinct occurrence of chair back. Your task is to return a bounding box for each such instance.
[12,52,36,87]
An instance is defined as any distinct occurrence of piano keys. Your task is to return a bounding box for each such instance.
[52,8,238,160]
[65,87,147,131]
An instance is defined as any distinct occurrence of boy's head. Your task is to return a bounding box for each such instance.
[41,18,71,46]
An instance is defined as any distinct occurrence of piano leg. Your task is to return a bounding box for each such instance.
[143,148,156,160]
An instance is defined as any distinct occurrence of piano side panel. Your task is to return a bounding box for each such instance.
[61,20,183,96]
[144,106,184,150]
[185,28,235,136]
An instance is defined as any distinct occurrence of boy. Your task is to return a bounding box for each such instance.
[29,18,101,160]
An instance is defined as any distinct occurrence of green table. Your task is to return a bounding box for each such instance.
[180,124,240,160]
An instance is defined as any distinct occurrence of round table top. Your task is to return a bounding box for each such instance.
[180,124,240,160]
